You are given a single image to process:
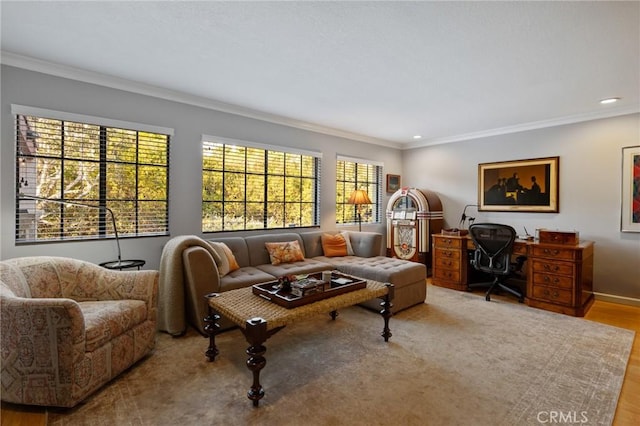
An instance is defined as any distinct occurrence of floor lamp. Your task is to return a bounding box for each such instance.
[17,195,140,269]
[348,189,372,232]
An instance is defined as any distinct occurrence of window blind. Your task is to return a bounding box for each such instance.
[15,109,171,243]
[202,136,321,232]
[336,155,383,225]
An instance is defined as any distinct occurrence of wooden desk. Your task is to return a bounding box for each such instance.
[431,234,594,317]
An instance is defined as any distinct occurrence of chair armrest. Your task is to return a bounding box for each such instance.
[1,295,86,355]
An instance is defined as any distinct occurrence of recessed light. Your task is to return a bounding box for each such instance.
[412,135,422,139]
[600,97,620,104]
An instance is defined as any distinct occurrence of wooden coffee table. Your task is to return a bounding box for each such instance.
[204,278,394,406]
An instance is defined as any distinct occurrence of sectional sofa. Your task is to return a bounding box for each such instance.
[158,230,427,335]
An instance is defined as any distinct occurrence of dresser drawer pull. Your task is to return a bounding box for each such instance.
[542,275,560,284]
[443,251,453,257]
[543,289,560,298]
[543,248,561,256]
[543,264,560,272]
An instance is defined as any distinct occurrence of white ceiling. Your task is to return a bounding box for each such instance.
[1,1,638,149]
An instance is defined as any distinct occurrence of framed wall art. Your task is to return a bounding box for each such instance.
[386,174,401,193]
[621,145,640,232]
[478,156,559,212]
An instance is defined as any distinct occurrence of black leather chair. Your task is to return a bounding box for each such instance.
[467,223,526,303]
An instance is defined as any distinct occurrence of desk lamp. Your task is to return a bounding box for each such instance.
[348,189,372,232]
[459,204,478,229]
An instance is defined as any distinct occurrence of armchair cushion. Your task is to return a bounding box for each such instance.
[82,300,149,352]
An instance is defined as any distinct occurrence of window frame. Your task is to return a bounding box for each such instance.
[336,155,383,226]
[13,105,172,244]
[202,135,322,232]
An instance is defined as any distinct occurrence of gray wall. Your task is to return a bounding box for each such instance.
[403,113,640,300]
[2,65,638,301]
[1,65,401,267]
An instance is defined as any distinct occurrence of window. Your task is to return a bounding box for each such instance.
[336,156,382,225]
[202,136,321,232]
[14,106,171,243]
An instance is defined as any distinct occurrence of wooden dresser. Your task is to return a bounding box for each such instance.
[431,234,594,316]
[431,234,470,291]
[526,241,594,316]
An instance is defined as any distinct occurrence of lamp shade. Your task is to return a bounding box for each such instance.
[348,189,372,205]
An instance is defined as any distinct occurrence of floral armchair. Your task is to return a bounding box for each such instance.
[1,256,158,407]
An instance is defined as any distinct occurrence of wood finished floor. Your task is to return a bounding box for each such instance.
[2,297,638,426]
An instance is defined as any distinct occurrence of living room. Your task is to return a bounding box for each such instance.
[1,1,639,424]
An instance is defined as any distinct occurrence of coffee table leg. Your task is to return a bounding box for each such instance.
[380,283,395,342]
[204,298,221,361]
[330,310,338,320]
[244,317,268,406]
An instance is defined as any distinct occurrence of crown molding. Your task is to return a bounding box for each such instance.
[405,105,640,149]
[3,51,637,151]
[0,51,401,149]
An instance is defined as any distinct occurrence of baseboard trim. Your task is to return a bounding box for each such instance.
[593,292,640,307]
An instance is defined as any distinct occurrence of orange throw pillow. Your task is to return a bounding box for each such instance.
[264,241,305,265]
[321,233,348,257]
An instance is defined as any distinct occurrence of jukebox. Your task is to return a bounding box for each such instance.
[386,187,443,267]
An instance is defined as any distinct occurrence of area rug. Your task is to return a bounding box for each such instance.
[47,285,634,426]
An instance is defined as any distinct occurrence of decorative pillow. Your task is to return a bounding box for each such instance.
[264,241,305,265]
[340,231,355,256]
[321,233,348,257]
[209,242,240,277]
[206,241,224,266]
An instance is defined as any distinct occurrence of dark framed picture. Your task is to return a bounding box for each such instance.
[386,174,401,193]
[621,145,640,232]
[478,156,559,212]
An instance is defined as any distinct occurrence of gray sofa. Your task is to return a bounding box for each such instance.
[158,230,426,335]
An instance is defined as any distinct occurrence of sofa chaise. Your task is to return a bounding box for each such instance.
[158,230,426,336]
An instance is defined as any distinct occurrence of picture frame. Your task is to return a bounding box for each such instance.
[478,156,559,212]
[621,145,640,232]
[386,174,401,193]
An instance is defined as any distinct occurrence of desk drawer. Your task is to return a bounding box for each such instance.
[532,272,574,289]
[531,259,574,276]
[434,237,462,249]
[434,256,461,270]
[513,244,528,256]
[433,268,460,282]
[434,248,461,261]
[531,285,573,305]
[530,246,578,261]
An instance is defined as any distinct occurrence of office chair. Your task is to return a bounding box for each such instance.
[467,223,525,303]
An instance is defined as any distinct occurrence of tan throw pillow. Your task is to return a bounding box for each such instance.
[206,241,224,266]
[340,231,355,255]
[209,242,240,277]
[264,241,305,265]
[321,233,348,257]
